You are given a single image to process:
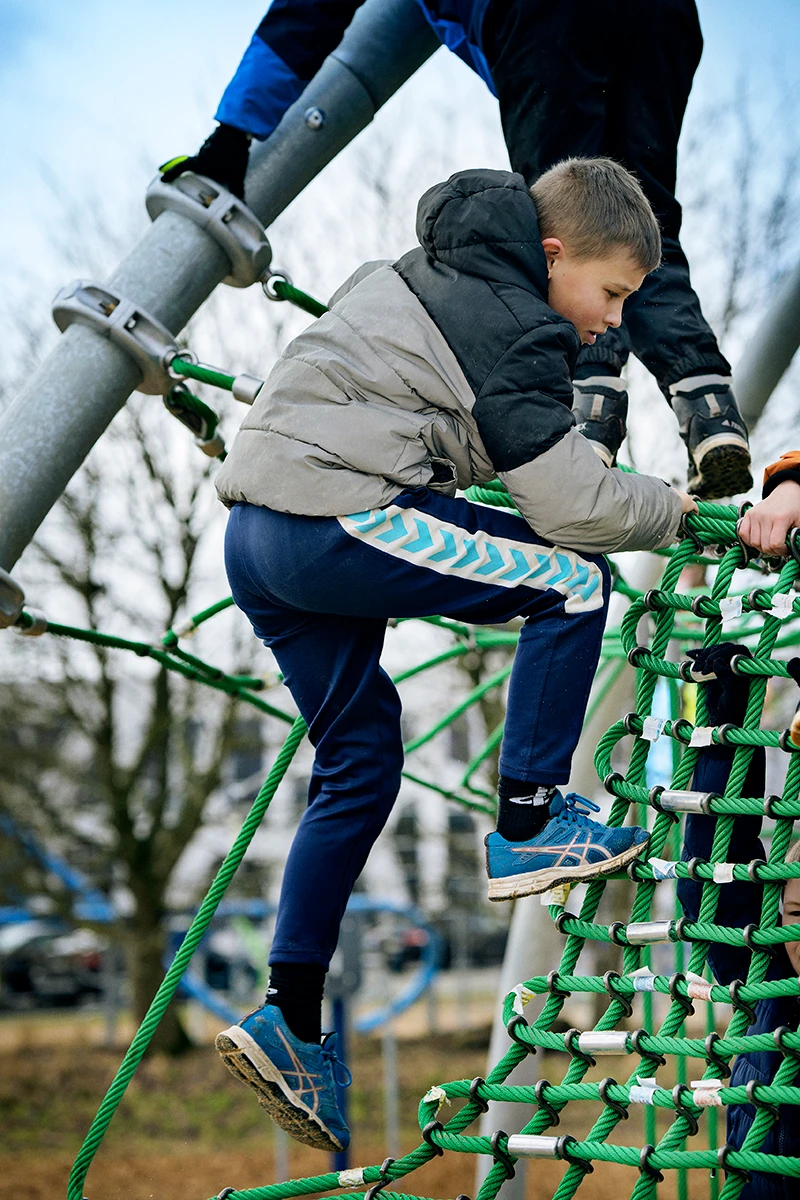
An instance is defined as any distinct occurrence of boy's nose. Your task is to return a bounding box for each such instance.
[604,304,623,329]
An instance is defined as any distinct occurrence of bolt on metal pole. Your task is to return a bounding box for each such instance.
[0,0,438,613]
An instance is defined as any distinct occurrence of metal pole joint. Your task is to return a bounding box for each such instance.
[52,281,179,394]
[145,172,272,288]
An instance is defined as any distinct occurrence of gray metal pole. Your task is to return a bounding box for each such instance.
[0,0,438,584]
[474,898,545,1200]
[735,257,800,429]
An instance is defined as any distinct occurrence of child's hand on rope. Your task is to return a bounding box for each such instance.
[160,123,251,201]
[673,489,698,514]
[738,479,800,558]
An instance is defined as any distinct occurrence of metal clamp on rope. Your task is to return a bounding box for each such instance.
[14,608,48,637]
[469,1077,489,1113]
[0,567,25,630]
[576,1031,630,1056]
[421,1120,444,1156]
[630,1028,667,1066]
[718,1143,751,1183]
[729,979,757,1026]
[735,504,758,566]
[262,269,293,301]
[603,970,633,1017]
[679,512,705,554]
[555,1134,593,1175]
[704,1031,732,1078]
[53,281,178,394]
[672,1084,700,1136]
[146,171,272,288]
[564,1028,595,1066]
[534,1078,560,1128]
[506,1134,560,1159]
[598,1076,629,1121]
[789,526,800,568]
[364,1157,396,1200]
[656,789,717,816]
[490,1130,516,1179]
[639,1144,664,1183]
[626,920,675,945]
[745,1080,779,1121]
[506,1013,535,1052]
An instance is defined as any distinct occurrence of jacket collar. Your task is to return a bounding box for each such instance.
[415,169,550,299]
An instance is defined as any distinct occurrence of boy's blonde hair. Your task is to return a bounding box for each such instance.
[530,157,662,273]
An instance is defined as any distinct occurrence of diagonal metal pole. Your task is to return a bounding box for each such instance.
[735,257,800,430]
[0,0,437,608]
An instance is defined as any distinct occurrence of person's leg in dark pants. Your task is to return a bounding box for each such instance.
[482,0,751,495]
[227,491,643,909]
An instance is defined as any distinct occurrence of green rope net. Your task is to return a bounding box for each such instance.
[15,282,800,1199]
[35,494,799,1200]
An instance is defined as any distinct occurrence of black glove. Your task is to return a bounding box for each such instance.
[160,123,251,201]
[686,643,752,726]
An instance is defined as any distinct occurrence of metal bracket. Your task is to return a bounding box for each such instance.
[0,567,25,629]
[52,281,178,395]
[146,172,272,288]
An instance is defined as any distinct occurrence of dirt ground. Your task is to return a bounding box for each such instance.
[0,1009,699,1200]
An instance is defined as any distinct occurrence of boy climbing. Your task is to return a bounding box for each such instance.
[212,158,693,1153]
[162,0,752,500]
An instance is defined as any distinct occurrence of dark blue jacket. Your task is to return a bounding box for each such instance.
[678,746,800,1200]
[215,0,495,140]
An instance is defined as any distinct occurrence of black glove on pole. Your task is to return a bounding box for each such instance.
[161,123,251,201]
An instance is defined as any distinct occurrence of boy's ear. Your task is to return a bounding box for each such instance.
[541,237,564,278]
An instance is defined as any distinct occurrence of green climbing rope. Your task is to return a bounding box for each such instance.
[50,498,800,1200]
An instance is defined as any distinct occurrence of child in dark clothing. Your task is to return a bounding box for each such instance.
[162,0,752,499]
[211,158,693,1152]
[678,643,800,1200]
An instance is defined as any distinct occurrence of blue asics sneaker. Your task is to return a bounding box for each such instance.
[485,791,649,901]
[215,1004,351,1151]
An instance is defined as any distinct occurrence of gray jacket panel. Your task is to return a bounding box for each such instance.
[216,264,495,514]
[501,429,683,553]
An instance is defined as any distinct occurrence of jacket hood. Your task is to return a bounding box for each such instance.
[416,169,550,297]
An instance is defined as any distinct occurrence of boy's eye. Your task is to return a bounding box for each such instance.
[606,290,619,300]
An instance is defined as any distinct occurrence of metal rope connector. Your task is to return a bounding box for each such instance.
[146,171,272,288]
[53,281,179,395]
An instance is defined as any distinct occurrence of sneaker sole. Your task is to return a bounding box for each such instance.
[690,437,752,499]
[486,837,649,901]
[215,1027,345,1153]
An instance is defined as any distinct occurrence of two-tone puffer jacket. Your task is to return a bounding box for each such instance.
[216,168,682,555]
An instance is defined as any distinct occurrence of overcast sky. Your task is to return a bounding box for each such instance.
[1,0,798,286]
[1,0,798,479]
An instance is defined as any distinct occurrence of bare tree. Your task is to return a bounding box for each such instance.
[0,393,277,1052]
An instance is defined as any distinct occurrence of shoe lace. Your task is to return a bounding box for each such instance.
[560,792,602,828]
[321,1041,353,1089]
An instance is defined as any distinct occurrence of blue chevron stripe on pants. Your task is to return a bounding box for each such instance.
[224,488,610,967]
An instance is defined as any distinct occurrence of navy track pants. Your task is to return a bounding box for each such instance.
[224,488,610,967]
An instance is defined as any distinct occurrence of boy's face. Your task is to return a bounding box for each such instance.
[782,876,800,973]
[541,239,646,345]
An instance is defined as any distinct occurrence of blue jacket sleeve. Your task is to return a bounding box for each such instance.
[216,1,365,140]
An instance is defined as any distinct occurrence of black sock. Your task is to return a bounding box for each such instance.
[266,962,326,1044]
[496,776,557,841]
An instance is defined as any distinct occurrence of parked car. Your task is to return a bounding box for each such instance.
[0,920,105,1008]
